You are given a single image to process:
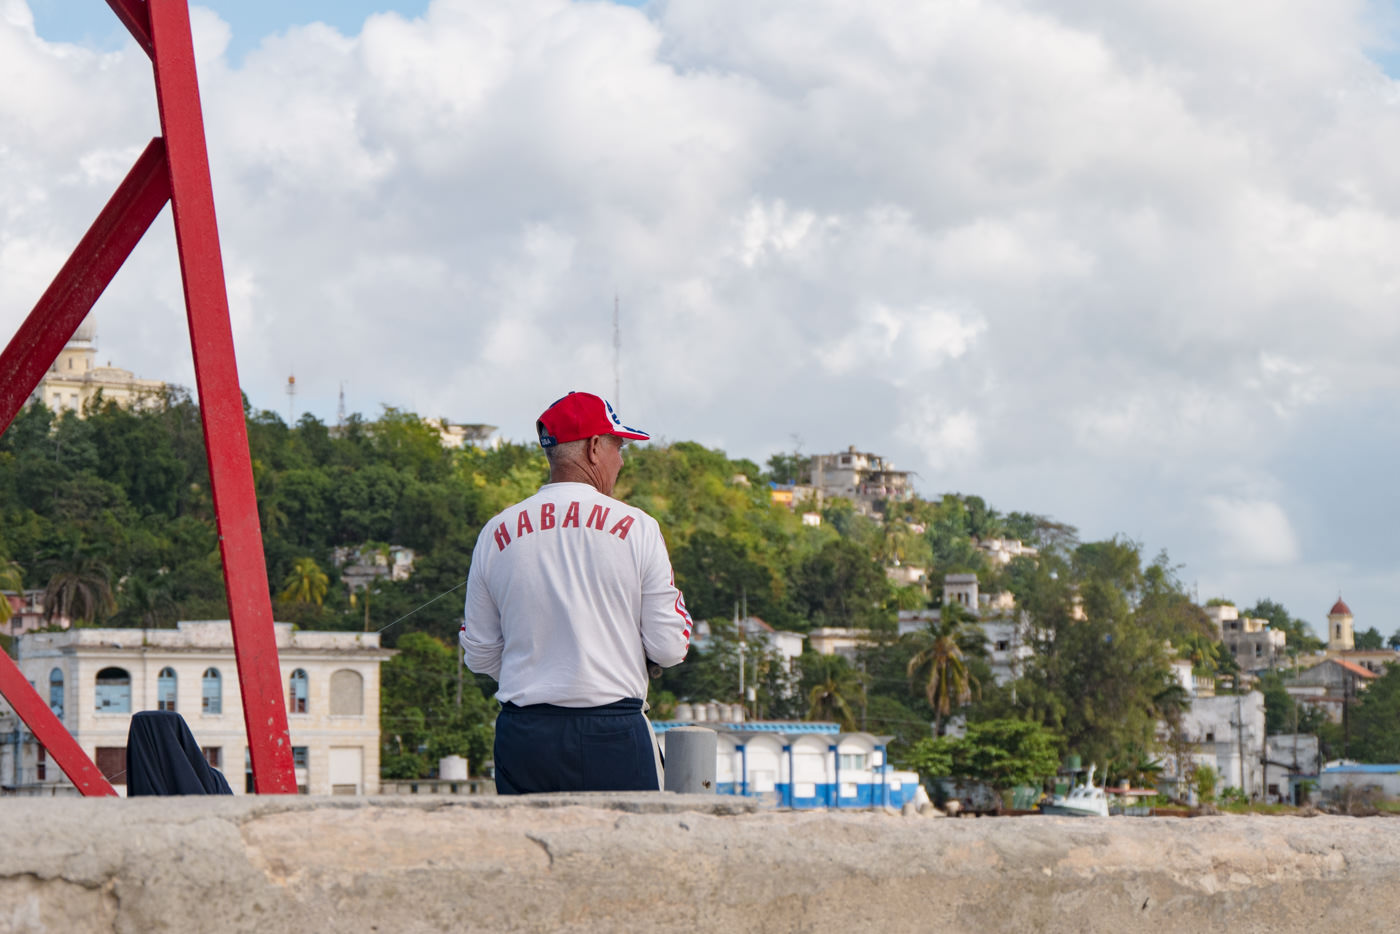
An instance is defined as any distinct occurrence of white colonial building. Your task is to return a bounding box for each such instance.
[6,621,391,796]
[654,721,921,809]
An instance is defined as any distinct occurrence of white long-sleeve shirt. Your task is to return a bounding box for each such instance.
[460,482,692,707]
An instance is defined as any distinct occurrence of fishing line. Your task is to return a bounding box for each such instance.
[375,579,468,634]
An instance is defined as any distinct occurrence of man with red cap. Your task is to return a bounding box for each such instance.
[460,391,692,794]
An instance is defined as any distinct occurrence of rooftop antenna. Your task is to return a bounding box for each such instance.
[337,381,346,429]
[613,293,621,406]
[285,372,296,424]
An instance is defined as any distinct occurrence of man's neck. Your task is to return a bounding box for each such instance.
[549,465,604,493]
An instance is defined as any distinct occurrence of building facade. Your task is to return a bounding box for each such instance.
[1319,762,1400,801]
[6,621,391,796]
[1326,598,1355,652]
[1,590,70,639]
[808,447,913,516]
[1159,690,1267,802]
[654,721,921,809]
[1204,605,1288,671]
[1284,657,1376,724]
[1265,733,1320,805]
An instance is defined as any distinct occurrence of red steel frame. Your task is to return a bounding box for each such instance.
[0,0,296,794]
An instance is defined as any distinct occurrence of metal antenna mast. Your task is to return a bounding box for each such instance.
[337,381,346,429]
[613,293,621,406]
[285,372,296,424]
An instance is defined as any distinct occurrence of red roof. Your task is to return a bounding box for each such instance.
[1330,598,1353,617]
[1334,658,1378,679]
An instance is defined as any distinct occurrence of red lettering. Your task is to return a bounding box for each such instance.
[516,510,534,537]
[562,501,581,528]
[586,505,610,530]
[608,515,635,540]
[540,502,556,530]
[492,522,511,551]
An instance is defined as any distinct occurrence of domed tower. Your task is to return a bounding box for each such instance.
[52,315,97,376]
[1327,597,1354,653]
[71,316,97,344]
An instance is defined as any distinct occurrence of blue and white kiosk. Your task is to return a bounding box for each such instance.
[653,720,921,809]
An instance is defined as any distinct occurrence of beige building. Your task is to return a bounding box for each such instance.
[424,419,499,450]
[1204,604,1288,670]
[809,447,913,516]
[1326,598,1355,653]
[6,621,391,796]
[805,627,873,662]
[29,318,165,416]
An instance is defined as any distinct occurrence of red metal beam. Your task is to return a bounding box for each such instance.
[0,138,170,437]
[0,652,117,796]
[147,0,297,793]
[105,0,154,58]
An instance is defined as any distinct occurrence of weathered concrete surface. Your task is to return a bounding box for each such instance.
[0,795,1394,933]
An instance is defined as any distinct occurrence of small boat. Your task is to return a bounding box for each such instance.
[1040,765,1110,817]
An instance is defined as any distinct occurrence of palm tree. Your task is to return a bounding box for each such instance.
[40,549,116,625]
[906,603,981,735]
[120,573,176,628]
[1179,634,1221,676]
[279,557,329,607]
[0,560,23,627]
[805,654,868,731]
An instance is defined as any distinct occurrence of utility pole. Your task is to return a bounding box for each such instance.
[1343,670,1353,757]
[734,600,746,719]
[1235,691,1245,796]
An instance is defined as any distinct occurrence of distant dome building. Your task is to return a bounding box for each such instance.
[29,316,166,417]
[1327,597,1355,653]
[71,318,97,344]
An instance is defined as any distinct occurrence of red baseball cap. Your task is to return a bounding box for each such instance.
[536,392,650,448]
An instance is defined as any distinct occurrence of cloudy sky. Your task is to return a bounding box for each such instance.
[5,0,1400,639]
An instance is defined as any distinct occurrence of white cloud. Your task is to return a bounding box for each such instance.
[897,399,979,472]
[816,303,982,378]
[1206,497,1302,567]
[6,0,1400,621]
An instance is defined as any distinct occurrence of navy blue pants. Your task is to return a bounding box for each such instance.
[494,697,658,795]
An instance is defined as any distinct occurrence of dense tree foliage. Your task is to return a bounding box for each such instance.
[380,632,495,778]
[1,393,1361,783]
[904,718,1061,790]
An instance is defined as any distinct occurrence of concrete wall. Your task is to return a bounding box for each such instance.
[1,796,1397,933]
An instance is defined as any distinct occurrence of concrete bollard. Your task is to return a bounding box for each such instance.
[663,726,717,794]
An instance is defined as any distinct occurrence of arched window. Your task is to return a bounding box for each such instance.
[48,668,64,720]
[202,668,222,715]
[289,669,308,714]
[329,669,364,716]
[95,667,131,713]
[157,667,177,712]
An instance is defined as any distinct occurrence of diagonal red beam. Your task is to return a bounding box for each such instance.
[147,0,297,793]
[0,652,117,796]
[0,137,170,438]
[106,0,154,58]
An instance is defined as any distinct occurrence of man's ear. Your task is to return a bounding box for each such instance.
[587,435,603,464]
